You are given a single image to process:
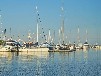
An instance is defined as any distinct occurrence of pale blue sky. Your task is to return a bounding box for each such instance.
[0,0,101,44]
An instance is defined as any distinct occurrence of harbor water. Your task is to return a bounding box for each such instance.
[0,49,101,76]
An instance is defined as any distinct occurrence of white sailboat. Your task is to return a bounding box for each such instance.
[19,6,49,52]
[76,26,83,49]
[83,29,89,50]
[57,2,75,52]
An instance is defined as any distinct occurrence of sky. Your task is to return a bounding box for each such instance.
[0,0,101,44]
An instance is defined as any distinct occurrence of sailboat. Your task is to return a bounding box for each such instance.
[83,29,89,50]
[76,26,83,49]
[19,6,49,52]
[57,2,75,52]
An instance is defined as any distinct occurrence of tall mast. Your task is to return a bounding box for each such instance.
[36,6,39,45]
[37,21,38,43]
[77,26,80,43]
[48,29,50,43]
[53,30,55,44]
[28,30,31,42]
[0,14,2,39]
[86,29,88,42]
[61,0,65,45]
[10,27,11,39]
[0,10,3,40]
[59,29,61,45]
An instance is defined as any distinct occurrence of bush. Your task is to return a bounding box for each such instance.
[0,40,5,45]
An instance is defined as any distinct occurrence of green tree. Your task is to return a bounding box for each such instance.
[0,40,5,45]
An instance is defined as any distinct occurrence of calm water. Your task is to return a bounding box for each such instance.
[0,49,101,76]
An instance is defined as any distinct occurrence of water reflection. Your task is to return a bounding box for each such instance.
[0,49,101,76]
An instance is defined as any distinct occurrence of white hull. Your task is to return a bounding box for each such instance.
[19,48,49,52]
[0,45,16,52]
[0,48,17,52]
[76,46,81,49]
[83,46,89,50]
[94,45,101,50]
[0,48,10,52]
[95,45,100,49]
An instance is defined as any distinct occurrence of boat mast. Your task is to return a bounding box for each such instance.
[86,29,88,42]
[28,30,31,42]
[59,29,61,45]
[10,27,11,39]
[0,10,5,40]
[0,13,2,39]
[37,21,38,43]
[36,6,39,45]
[53,30,55,44]
[77,26,80,43]
[48,29,50,43]
[61,0,65,45]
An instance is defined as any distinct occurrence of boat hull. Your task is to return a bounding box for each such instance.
[0,48,10,52]
[19,48,49,52]
[0,48,17,52]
